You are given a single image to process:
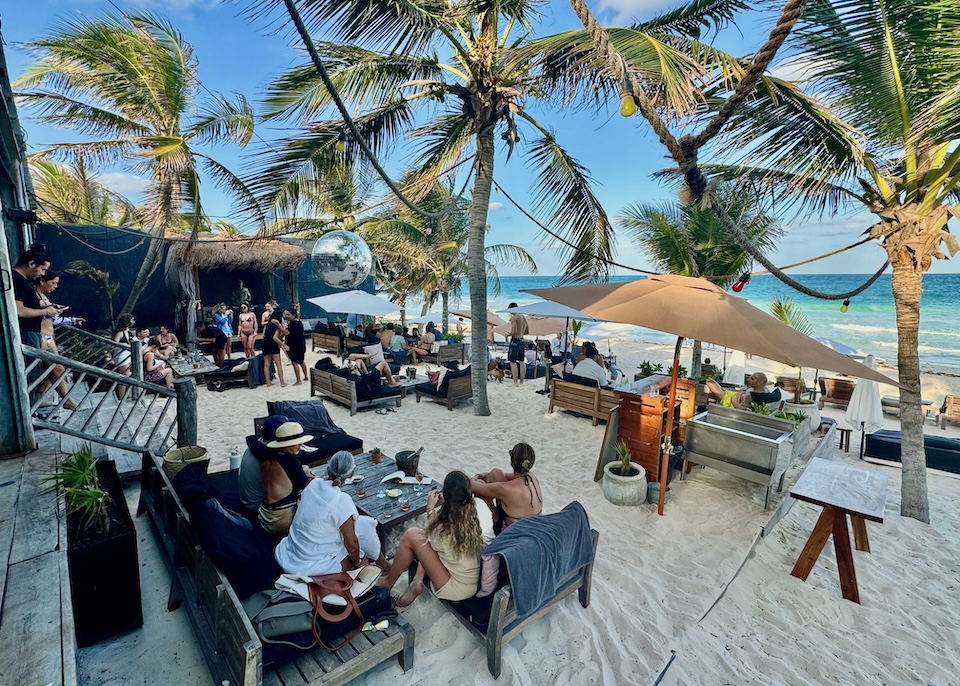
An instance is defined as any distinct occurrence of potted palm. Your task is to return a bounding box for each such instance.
[47,444,142,647]
[370,447,383,464]
[602,441,647,506]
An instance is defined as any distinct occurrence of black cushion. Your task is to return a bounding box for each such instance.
[864,429,960,474]
[438,365,470,397]
[415,381,443,397]
[564,373,600,388]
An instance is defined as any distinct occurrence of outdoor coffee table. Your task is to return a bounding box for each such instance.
[395,377,421,398]
[338,452,435,547]
[789,458,887,603]
[169,357,219,378]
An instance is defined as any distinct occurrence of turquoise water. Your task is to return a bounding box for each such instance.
[444,274,960,375]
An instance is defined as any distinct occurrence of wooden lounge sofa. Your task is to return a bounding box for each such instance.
[421,342,464,366]
[138,453,415,686]
[941,395,960,429]
[414,366,473,410]
[547,377,619,426]
[776,375,816,402]
[311,332,343,355]
[415,526,599,679]
[309,367,401,415]
[818,377,856,410]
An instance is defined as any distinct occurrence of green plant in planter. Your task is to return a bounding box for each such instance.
[447,332,466,343]
[750,402,772,416]
[638,360,664,377]
[614,440,634,475]
[45,444,111,534]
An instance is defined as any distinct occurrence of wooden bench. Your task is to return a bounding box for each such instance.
[309,367,401,416]
[138,453,415,686]
[414,373,473,411]
[311,332,343,356]
[818,378,856,410]
[547,379,619,426]
[421,343,464,366]
[941,394,960,429]
[418,529,599,678]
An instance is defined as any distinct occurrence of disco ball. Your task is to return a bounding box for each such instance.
[311,230,373,289]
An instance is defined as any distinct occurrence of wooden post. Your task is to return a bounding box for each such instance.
[174,377,197,447]
[130,339,143,382]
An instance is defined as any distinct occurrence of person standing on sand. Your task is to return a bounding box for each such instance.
[261,311,286,387]
[282,309,307,386]
[507,303,529,385]
[237,304,258,358]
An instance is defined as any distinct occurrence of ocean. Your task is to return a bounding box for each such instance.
[437,273,960,376]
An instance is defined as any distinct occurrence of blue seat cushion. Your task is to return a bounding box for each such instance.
[864,429,960,474]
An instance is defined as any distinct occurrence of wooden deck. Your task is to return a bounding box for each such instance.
[0,431,78,686]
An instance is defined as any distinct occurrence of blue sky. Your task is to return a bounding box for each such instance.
[4,0,951,277]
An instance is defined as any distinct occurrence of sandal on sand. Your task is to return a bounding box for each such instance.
[376,408,396,415]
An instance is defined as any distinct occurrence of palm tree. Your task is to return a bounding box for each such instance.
[16,12,259,319]
[694,0,960,522]
[618,184,783,376]
[249,0,710,415]
[29,157,139,227]
[366,179,537,332]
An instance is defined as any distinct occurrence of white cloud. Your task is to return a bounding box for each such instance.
[768,57,832,84]
[97,172,150,197]
[488,201,504,212]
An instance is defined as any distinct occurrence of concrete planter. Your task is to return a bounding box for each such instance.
[602,462,648,506]
[782,401,820,432]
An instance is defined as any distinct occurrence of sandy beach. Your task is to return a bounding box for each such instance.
[184,340,960,685]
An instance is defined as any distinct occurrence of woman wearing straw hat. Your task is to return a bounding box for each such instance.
[276,451,388,577]
[258,421,315,536]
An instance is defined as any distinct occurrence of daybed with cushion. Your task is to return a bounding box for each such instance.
[138,457,415,686]
[547,376,619,426]
[413,502,598,679]
[414,365,472,410]
[819,377,856,410]
[256,399,363,462]
[864,429,960,475]
[310,366,402,415]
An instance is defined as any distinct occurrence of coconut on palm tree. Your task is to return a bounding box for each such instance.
[16,12,260,320]
[618,183,783,376]
[690,0,960,522]
[248,0,709,415]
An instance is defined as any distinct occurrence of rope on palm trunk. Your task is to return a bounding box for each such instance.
[565,0,887,301]
[279,0,450,221]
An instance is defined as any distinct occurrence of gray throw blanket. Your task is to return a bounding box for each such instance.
[483,501,594,620]
[273,399,344,438]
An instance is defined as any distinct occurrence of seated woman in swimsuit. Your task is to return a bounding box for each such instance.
[377,471,483,608]
[408,322,436,364]
[471,442,543,535]
[237,304,258,358]
[258,421,314,535]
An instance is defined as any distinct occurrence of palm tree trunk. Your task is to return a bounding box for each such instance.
[119,230,164,319]
[891,258,929,523]
[442,290,450,337]
[691,340,702,378]
[468,126,496,416]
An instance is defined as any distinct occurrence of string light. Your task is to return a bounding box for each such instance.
[731,272,751,293]
[619,92,637,118]
[335,132,347,153]
[840,298,850,313]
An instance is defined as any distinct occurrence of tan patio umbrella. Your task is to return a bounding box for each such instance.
[494,316,566,338]
[524,274,901,514]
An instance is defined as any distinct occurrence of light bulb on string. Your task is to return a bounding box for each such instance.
[731,272,751,293]
[335,132,347,153]
[619,93,637,118]
[840,299,850,313]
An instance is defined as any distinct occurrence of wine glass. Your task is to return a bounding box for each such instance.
[414,469,424,494]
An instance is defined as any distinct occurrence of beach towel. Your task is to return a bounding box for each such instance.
[482,501,594,620]
[274,399,344,438]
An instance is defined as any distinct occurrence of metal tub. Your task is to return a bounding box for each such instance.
[682,405,795,508]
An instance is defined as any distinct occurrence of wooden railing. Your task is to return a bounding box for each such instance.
[21,345,194,456]
[54,324,143,381]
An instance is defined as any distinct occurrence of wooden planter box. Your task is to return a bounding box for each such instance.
[67,459,143,647]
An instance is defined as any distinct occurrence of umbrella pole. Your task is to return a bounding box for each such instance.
[659,336,683,516]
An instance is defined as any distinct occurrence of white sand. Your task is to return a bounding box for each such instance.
[191,343,960,685]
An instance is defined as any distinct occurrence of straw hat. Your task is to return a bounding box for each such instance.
[266,421,314,449]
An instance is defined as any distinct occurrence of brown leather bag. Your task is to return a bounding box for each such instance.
[307,573,363,649]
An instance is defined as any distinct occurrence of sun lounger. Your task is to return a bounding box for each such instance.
[940,395,960,430]
[818,377,856,410]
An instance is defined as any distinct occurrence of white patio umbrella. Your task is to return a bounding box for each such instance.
[306,290,401,317]
[407,312,444,325]
[723,350,747,385]
[507,301,605,357]
[845,354,884,458]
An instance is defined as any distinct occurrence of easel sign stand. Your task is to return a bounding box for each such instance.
[658,336,684,516]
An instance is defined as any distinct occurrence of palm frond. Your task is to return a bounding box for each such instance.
[634,0,748,39]
[770,296,814,337]
[188,93,255,147]
[484,243,538,273]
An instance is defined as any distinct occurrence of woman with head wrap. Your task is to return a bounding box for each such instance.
[377,471,484,608]
[275,451,388,576]
[471,443,543,534]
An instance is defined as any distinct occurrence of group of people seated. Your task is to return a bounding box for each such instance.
[236,419,543,609]
[702,372,784,410]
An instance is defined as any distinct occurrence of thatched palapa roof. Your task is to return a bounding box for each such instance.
[169,235,307,272]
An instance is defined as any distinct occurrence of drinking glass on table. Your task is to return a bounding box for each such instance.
[383,503,394,520]
[399,494,410,512]
[356,483,366,498]
[414,469,424,494]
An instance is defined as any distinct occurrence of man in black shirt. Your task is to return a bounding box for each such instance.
[196,321,228,367]
[13,247,54,349]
